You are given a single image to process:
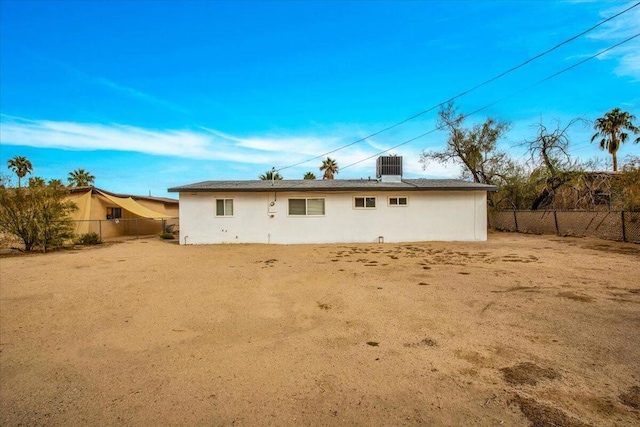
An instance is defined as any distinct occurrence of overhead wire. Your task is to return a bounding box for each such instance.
[275,1,640,173]
[340,33,640,171]
[273,32,638,191]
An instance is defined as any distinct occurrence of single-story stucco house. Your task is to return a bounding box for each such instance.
[67,187,179,238]
[168,157,496,245]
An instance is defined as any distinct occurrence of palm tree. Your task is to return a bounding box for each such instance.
[259,170,283,180]
[303,172,316,180]
[28,177,46,187]
[320,157,339,180]
[48,179,64,188]
[591,108,639,172]
[7,156,33,187]
[68,169,96,187]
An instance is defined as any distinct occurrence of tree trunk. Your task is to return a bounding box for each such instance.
[531,188,552,210]
[610,134,619,172]
[531,177,566,210]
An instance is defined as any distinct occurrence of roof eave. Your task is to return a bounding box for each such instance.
[168,185,498,193]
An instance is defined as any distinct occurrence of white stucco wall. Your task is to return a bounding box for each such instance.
[178,190,488,244]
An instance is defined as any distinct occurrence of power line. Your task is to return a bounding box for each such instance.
[279,33,637,186]
[340,33,640,171]
[275,2,640,173]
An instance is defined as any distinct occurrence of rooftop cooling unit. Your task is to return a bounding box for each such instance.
[376,156,403,182]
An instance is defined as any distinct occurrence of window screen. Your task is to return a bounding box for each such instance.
[289,198,325,216]
[389,197,408,206]
[307,199,325,215]
[216,199,233,216]
[288,199,306,215]
[354,197,376,208]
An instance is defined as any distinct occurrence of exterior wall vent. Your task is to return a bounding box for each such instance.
[376,156,403,182]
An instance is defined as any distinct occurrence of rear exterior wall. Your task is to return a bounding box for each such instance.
[178,190,488,244]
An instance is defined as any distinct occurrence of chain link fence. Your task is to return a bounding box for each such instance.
[72,217,179,241]
[489,211,640,243]
[0,217,179,251]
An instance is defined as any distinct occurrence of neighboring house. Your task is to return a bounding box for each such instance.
[66,187,179,238]
[168,157,496,245]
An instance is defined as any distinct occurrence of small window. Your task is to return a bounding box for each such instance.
[216,199,234,216]
[388,197,408,206]
[354,197,376,209]
[288,198,325,216]
[106,207,122,219]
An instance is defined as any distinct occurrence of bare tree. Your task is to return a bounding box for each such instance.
[421,103,515,207]
[524,118,586,210]
[420,103,510,186]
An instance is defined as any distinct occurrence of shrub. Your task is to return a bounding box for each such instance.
[0,179,77,251]
[76,232,102,245]
[160,232,175,240]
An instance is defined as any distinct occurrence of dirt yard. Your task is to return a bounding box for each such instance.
[1,232,639,426]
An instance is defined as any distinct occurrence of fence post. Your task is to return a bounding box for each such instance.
[513,210,519,232]
[553,210,559,236]
[136,219,139,239]
[621,211,627,242]
[99,220,102,241]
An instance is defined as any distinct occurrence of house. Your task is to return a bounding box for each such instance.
[168,157,496,245]
[66,187,179,239]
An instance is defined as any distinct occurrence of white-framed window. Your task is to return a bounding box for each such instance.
[388,196,408,206]
[354,196,376,209]
[288,198,325,216]
[215,199,234,216]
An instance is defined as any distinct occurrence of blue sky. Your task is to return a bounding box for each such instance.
[1,1,639,197]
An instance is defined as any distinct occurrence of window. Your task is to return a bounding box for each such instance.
[288,198,325,216]
[354,197,376,209]
[106,207,122,219]
[388,197,408,206]
[216,199,234,216]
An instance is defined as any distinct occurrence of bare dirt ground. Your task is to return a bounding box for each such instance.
[1,232,639,426]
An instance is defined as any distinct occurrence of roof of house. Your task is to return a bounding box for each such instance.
[69,186,179,204]
[168,179,497,193]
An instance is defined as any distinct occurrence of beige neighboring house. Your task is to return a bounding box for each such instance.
[66,187,179,239]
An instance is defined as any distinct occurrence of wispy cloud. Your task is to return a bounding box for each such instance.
[587,1,640,80]
[199,127,342,156]
[95,76,190,114]
[0,115,267,163]
[53,59,190,114]
[0,115,456,179]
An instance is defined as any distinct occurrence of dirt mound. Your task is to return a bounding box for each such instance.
[513,395,591,427]
[501,362,560,386]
